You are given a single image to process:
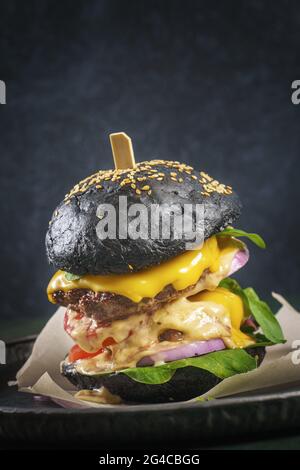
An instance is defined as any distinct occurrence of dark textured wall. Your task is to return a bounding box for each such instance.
[0,1,299,334]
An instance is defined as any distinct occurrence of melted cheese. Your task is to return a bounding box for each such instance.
[189,287,244,329]
[69,288,255,375]
[48,236,240,303]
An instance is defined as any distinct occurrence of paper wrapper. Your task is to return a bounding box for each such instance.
[16,294,300,408]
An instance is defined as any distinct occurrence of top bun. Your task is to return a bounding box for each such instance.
[46,160,241,275]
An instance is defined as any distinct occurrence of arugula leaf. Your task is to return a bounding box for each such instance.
[243,330,275,347]
[64,272,81,281]
[120,349,257,385]
[243,287,285,344]
[216,228,266,249]
[219,278,285,344]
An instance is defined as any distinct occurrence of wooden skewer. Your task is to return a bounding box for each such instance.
[109,132,136,169]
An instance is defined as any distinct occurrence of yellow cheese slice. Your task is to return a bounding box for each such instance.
[47,235,240,303]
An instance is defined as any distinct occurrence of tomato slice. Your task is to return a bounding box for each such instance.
[64,311,73,336]
[102,336,116,348]
[68,344,104,362]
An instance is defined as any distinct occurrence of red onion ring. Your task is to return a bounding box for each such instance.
[243,316,257,330]
[228,248,249,276]
[137,338,225,366]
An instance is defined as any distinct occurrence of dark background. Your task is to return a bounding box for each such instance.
[0,0,299,339]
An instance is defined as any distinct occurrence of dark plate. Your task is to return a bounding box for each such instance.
[1,337,300,447]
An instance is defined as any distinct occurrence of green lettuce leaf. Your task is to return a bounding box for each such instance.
[119,349,257,385]
[64,272,81,281]
[219,278,285,344]
[241,330,275,347]
[216,228,266,249]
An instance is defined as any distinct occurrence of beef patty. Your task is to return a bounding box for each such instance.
[52,271,208,323]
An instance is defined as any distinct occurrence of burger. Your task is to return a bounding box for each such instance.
[46,156,284,403]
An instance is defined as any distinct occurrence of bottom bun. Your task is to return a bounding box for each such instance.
[62,347,265,404]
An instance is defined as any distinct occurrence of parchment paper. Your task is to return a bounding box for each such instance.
[15,294,300,408]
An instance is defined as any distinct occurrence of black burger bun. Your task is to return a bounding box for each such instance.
[62,362,222,403]
[46,160,241,275]
[61,347,265,404]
